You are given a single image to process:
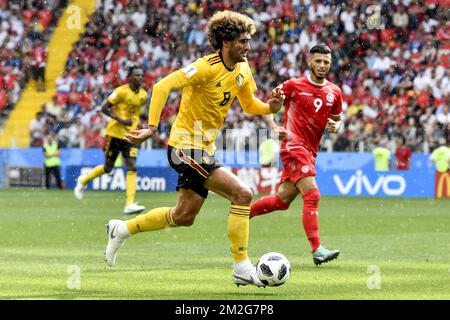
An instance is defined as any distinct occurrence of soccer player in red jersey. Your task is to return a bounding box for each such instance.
[251,44,342,265]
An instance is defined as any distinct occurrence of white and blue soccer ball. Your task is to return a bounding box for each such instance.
[256,252,291,286]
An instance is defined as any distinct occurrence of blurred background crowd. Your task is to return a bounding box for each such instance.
[1,0,449,153]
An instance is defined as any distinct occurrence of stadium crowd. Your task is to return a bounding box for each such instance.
[25,0,450,154]
[0,0,67,117]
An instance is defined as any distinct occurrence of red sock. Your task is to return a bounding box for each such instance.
[302,189,321,253]
[250,195,290,218]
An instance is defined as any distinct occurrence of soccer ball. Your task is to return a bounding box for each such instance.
[256,252,291,286]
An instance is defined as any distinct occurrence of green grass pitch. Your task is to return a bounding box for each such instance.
[0,189,448,300]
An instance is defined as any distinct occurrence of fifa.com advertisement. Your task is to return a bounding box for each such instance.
[66,166,178,192]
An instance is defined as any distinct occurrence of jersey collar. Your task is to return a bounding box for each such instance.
[307,75,328,87]
[219,51,236,72]
[128,83,140,93]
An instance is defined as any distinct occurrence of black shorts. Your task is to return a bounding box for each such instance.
[104,136,138,162]
[167,146,222,198]
[33,66,45,81]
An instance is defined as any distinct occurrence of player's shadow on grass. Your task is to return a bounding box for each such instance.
[223,291,279,297]
[8,292,278,299]
[300,264,342,270]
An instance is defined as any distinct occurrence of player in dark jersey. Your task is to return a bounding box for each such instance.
[251,45,342,266]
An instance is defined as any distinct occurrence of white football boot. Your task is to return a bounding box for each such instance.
[73,178,86,200]
[104,219,126,267]
[123,203,145,215]
[232,265,265,287]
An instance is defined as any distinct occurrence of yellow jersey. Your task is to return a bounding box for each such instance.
[106,84,148,139]
[148,52,272,155]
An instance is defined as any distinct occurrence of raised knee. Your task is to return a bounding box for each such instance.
[103,165,113,173]
[302,189,320,203]
[175,218,195,226]
[172,208,198,226]
[277,196,291,210]
[126,164,136,172]
[232,186,253,206]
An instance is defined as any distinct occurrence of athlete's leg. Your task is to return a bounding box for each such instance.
[127,187,205,233]
[205,167,253,263]
[124,155,137,202]
[105,188,205,267]
[79,138,117,186]
[205,169,253,261]
[295,176,320,252]
[105,146,208,266]
[204,167,253,205]
[250,181,299,218]
[296,176,339,264]
[103,156,116,173]
[204,167,265,286]
[123,156,145,214]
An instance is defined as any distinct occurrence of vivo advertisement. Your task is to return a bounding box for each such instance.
[232,167,434,198]
[317,169,433,197]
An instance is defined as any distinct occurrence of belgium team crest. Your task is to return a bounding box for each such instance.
[236,73,244,88]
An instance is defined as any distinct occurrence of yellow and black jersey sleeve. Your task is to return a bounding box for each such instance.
[107,85,125,105]
[148,58,211,127]
[236,63,271,115]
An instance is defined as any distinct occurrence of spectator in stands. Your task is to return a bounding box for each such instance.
[55,70,73,93]
[29,111,46,146]
[43,95,62,119]
[30,38,47,91]
[66,93,82,118]
[28,15,44,41]
[436,105,450,126]
[0,1,61,121]
[73,69,90,93]
[372,50,394,74]
[20,1,449,156]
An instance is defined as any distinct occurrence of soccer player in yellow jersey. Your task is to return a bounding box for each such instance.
[74,65,148,215]
[103,11,285,287]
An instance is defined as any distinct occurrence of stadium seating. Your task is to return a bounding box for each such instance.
[3,1,449,152]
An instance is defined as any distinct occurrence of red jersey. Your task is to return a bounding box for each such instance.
[395,146,411,170]
[279,75,343,156]
[31,47,47,68]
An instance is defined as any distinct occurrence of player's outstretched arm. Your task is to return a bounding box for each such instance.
[124,126,157,144]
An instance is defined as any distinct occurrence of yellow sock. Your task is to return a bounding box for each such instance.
[126,207,177,234]
[126,171,137,206]
[80,165,105,185]
[227,205,250,262]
